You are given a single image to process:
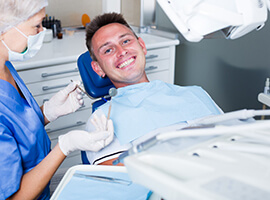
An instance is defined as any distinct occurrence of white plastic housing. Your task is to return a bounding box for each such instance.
[157,0,268,42]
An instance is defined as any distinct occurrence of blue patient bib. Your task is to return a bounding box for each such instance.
[100,80,221,145]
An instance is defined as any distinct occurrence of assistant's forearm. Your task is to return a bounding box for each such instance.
[40,105,50,125]
[8,144,66,200]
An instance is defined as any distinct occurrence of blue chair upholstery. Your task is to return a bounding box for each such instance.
[77,51,114,164]
[77,51,114,99]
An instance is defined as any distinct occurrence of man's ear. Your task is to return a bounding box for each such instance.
[91,61,106,78]
[138,37,147,56]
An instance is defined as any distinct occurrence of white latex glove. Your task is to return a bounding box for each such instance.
[90,112,114,147]
[58,118,114,156]
[43,80,84,122]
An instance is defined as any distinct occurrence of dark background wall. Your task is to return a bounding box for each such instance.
[156,5,270,112]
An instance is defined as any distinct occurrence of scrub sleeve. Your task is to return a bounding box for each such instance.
[0,61,51,200]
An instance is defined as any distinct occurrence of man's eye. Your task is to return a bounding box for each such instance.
[105,49,112,54]
[123,39,130,44]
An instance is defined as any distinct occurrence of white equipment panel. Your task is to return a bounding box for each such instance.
[124,120,270,200]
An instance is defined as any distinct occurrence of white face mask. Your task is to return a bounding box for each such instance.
[1,27,46,62]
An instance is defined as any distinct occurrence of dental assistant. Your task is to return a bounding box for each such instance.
[0,0,113,199]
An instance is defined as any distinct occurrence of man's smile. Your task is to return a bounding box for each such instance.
[117,56,136,69]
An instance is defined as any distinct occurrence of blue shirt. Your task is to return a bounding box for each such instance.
[99,80,222,145]
[0,62,51,200]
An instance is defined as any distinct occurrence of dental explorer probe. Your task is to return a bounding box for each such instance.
[71,80,112,102]
[70,80,93,99]
[106,88,117,130]
[71,80,117,130]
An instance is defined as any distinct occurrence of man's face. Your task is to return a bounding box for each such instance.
[91,23,148,88]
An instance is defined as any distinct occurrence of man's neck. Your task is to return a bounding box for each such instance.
[113,77,149,89]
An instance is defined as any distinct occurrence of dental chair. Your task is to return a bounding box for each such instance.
[77,51,114,164]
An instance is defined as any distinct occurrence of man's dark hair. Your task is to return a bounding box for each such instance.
[86,12,137,61]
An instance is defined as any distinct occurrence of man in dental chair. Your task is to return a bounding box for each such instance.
[84,12,222,165]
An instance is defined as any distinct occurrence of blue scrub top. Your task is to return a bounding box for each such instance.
[0,62,51,200]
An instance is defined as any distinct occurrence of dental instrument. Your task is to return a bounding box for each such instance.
[106,88,117,130]
[71,80,113,104]
[73,172,131,185]
[50,165,151,200]
[71,80,93,100]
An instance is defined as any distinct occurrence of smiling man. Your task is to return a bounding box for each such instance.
[87,17,149,88]
[84,13,223,165]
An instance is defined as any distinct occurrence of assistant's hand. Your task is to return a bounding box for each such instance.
[58,115,114,156]
[43,80,84,122]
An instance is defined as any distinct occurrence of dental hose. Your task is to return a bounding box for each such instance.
[194,109,270,125]
[113,109,270,165]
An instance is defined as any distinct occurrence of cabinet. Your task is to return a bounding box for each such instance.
[13,30,179,193]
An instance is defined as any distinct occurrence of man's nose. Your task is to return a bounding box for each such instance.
[116,46,128,57]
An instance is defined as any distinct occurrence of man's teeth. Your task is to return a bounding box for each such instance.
[118,58,134,68]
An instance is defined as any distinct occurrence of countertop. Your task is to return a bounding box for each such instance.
[13,30,179,71]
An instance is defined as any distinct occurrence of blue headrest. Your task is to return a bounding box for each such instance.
[77,51,114,98]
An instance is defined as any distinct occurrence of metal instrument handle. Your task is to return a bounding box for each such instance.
[41,68,79,78]
[73,173,132,185]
